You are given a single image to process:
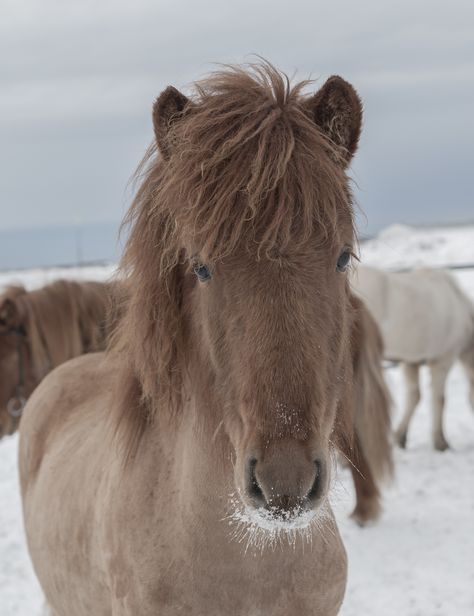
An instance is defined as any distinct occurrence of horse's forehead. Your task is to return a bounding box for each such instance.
[207,238,349,275]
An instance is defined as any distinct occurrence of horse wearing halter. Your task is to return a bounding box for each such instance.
[0,325,27,420]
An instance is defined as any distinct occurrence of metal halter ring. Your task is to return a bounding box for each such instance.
[7,396,26,418]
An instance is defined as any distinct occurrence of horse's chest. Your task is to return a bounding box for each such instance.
[109,528,346,616]
[130,569,343,616]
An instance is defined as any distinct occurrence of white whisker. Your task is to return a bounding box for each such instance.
[223,492,332,555]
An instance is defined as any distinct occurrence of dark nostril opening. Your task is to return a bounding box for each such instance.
[247,458,265,506]
[307,460,323,503]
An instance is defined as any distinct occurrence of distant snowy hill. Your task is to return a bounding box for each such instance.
[0,264,116,291]
[360,223,474,270]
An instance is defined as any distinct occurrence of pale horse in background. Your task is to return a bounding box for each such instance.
[351,265,474,450]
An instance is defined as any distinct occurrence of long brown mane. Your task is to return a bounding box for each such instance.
[0,280,113,382]
[114,63,357,444]
[351,295,394,484]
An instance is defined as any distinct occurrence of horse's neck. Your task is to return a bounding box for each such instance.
[161,392,234,498]
[26,287,85,377]
[133,395,235,559]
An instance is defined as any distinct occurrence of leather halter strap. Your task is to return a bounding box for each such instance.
[0,326,27,418]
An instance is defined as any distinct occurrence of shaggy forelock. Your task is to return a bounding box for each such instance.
[127,63,353,271]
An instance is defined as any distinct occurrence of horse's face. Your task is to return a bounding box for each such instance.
[142,68,362,518]
[189,234,354,515]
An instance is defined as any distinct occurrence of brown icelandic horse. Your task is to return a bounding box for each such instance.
[20,64,370,615]
[0,279,113,438]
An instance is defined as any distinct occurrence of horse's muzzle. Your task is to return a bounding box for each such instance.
[243,441,328,517]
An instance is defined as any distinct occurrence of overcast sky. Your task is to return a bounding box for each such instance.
[1,0,473,235]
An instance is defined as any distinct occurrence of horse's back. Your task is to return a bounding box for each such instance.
[353,266,474,362]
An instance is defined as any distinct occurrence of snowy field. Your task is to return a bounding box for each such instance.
[0,263,116,291]
[0,225,473,615]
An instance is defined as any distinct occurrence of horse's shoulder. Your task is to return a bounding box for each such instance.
[19,352,117,483]
[32,352,113,399]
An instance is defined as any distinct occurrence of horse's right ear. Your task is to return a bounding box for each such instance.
[152,86,190,160]
[306,76,362,168]
[0,298,19,329]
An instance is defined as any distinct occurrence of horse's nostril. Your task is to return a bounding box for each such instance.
[307,460,323,502]
[247,458,265,506]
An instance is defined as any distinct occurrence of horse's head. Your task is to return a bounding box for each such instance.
[119,64,362,519]
[0,288,30,438]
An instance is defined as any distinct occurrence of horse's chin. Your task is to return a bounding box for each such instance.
[225,491,331,551]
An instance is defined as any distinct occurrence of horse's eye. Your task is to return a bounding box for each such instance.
[336,250,351,273]
[193,262,212,282]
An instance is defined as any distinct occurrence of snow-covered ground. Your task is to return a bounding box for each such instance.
[1,225,474,615]
[337,362,474,616]
[0,263,116,291]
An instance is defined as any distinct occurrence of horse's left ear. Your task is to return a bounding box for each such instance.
[306,76,362,168]
[152,86,190,160]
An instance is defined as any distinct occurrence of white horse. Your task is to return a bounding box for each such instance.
[352,265,474,450]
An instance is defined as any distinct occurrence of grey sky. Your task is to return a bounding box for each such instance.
[1,0,473,235]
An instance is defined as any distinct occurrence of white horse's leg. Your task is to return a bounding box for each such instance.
[429,358,453,451]
[468,372,474,412]
[465,367,474,413]
[394,363,421,449]
[460,343,474,412]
